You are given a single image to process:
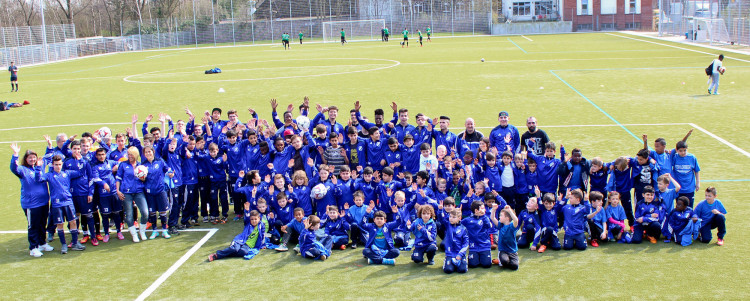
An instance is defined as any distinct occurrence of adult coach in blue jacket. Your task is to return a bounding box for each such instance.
[490,111,520,154]
[10,144,54,257]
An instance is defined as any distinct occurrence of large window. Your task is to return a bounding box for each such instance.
[601,0,616,14]
[625,0,641,14]
[577,0,592,15]
[513,1,532,16]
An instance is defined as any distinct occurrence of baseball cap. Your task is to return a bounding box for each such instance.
[498,111,509,117]
[23,100,30,105]
[283,129,294,137]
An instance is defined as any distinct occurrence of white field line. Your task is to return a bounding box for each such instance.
[135,228,218,301]
[688,123,750,158]
[521,35,533,41]
[605,33,750,64]
[0,122,131,132]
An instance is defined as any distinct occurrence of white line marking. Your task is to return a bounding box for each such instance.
[0,230,27,234]
[135,228,218,301]
[123,58,401,84]
[447,123,690,130]
[605,33,750,63]
[521,35,533,41]
[688,123,750,158]
[403,56,700,66]
[0,122,131,132]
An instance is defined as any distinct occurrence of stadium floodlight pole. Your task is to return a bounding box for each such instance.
[211,0,217,46]
[231,0,236,45]
[289,0,293,36]
[192,0,198,47]
[40,0,49,62]
[308,0,312,39]
[270,0,274,43]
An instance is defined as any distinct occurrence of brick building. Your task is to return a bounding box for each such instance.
[562,0,654,31]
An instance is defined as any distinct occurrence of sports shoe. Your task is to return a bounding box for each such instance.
[538,245,547,253]
[275,245,289,252]
[491,244,497,250]
[91,238,99,246]
[367,259,374,265]
[717,238,724,246]
[220,217,228,224]
[96,234,104,241]
[145,222,152,230]
[30,248,43,257]
[70,242,86,251]
[714,92,720,95]
[647,236,657,244]
[47,232,54,242]
[339,245,346,250]
[129,227,139,243]
[210,217,218,225]
[103,235,110,243]
[39,244,54,252]
[117,232,125,240]
[61,244,68,254]
[591,239,599,247]
[208,253,217,262]
[177,224,187,230]
[350,243,357,249]
[293,246,300,254]
[427,260,435,265]
[663,239,671,243]
[708,89,712,94]
[382,258,395,265]
[149,231,160,240]
[162,230,171,239]
[233,215,241,222]
[491,258,500,265]
[80,236,90,244]
[202,216,209,223]
[320,255,328,261]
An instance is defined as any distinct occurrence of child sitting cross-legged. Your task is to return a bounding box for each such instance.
[208,203,265,262]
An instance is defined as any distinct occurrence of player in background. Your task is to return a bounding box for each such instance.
[418,30,423,47]
[341,28,347,45]
[402,28,409,48]
[384,27,390,42]
[8,61,18,92]
[708,54,724,95]
[426,26,432,42]
[299,31,304,44]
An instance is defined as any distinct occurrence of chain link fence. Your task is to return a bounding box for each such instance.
[658,0,750,46]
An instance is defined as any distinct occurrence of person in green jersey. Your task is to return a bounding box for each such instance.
[426,26,432,42]
[340,28,346,45]
[401,28,409,48]
[282,32,290,50]
[384,27,390,42]
[207,206,265,261]
[418,30,423,47]
[299,31,304,44]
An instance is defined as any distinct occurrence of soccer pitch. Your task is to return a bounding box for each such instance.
[2,32,749,299]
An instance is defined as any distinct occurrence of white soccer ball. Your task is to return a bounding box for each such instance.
[296,115,310,131]
[135,165,148,181]
[720,66,726,74]
[97,127,112,139]
[311,183,328,199]
[481,58,485,62]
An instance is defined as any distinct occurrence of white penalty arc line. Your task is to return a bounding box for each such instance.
[135,228,218,301]
[688,123,750,158]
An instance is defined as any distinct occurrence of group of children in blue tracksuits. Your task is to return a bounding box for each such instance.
[12,98,728,271]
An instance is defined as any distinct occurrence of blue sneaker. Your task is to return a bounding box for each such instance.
[382,258,395,265]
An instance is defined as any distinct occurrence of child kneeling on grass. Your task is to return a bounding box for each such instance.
[299,215,333,261]
[443,208,469,274]
[208,204,265,262]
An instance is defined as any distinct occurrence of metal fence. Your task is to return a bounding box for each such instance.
[0,24,77,67]
[658,0,750,46]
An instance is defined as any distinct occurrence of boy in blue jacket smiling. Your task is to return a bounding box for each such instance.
[361,206,402,265]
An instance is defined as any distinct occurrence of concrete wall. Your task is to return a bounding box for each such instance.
[491,21,573,34]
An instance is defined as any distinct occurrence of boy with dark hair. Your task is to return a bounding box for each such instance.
[631,186,662,244]
[208,205,265,261]
[300,215,333,260]
[383,137,403,174]
[362,207,402,265]
[587,191,608,247]
[342,191,372,248]
[37,155,86,253]
[631,148,659,204]
[344,127,367,171]
[536,192,563,253]
[275,207,307,252]
[694,187,727,245]
[524,142,564,196]
[430,116,458,157]
[561,189,598,250]
[320,132,348,176]
[516,198,541,250]
[671,140,700,207]
[324,205,350,250]
[461,200,493,268]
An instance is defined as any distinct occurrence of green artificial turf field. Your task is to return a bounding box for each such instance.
[1,32,749,300]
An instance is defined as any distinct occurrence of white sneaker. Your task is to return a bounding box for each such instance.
[139,226,148,241]
[129,226,140,243]
[39,244,54,252]
[30,248,43,257]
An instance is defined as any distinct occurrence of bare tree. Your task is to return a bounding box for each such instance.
[16,0,37,26]
[54,0,91,24]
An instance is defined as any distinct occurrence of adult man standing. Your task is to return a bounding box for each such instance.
[8,61,18,92]
[520,117,550,156]
[708,54,724,95]
[489,111,520,154]
[457,118,484,157]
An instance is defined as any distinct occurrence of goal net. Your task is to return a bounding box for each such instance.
[693,18,732,44]
[322,19,386,43]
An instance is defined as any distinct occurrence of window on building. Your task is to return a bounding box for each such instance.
[513,1,532,16]
[577,0,592,15]
[625,0,641,14]
[601,0,616,14]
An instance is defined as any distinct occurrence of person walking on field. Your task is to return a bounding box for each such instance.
[708,54,724,95]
